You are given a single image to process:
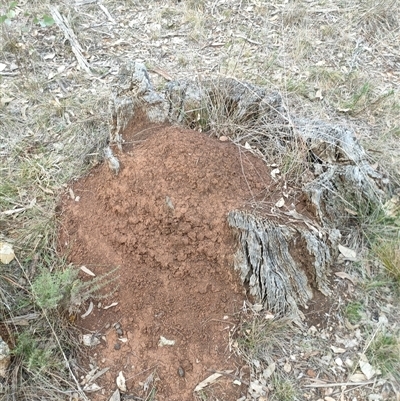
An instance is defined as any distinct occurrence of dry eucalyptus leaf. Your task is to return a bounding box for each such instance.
[88,367,110,384]
[359,360,377,380]
[252,303,263,312]
[349,372,367,382]
[44,53,56,60]
[244,142,251,150]
[81,301,94,318]
[330,345,346,354]
[116,371,126,392]
[103,302,118,309]
[0,242,15,264]
[283,362,292,373]
[82,334,100,347]
[263,362,276,379]
[344,207,358,216]
[334,272,357,285]
[338,244,357,261]
[143,373,154,392]
[80,265,96,276]
[158,336,175,347]
[344,318,359,331]
[69,188,75,200]
[271,168,280,179]
[83,383,101,392]
[275,197,285,208]
[219,136,228,142]
[109,389,120,401]
[194,371,232,392]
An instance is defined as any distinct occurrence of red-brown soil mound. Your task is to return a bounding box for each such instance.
[59,124,273,400]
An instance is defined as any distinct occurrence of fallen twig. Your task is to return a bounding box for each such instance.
[50,6,92,74]
[304,379,376,388]
[207,369,250,386]
[148,66,173,81]
[234,34,261,45]
[98,2,116,23]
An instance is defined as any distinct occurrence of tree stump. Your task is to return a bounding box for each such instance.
[108,61,388,320]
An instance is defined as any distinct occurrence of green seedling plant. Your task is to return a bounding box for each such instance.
[0,1,17,25]
[32,264,120,313]
[12,331,61,374]
[344,301,364,325]
[0,2,54,27]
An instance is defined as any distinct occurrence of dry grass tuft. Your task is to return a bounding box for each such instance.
[357,0,399,37]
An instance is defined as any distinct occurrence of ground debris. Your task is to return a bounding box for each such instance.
[194,371,233,392]
[0,336,10,378]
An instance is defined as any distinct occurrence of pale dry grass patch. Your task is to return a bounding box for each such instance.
[357,0,399,38]
[1,6,111,398]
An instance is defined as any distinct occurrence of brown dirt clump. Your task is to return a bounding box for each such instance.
[59,124,273,400]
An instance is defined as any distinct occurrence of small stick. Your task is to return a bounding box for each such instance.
[98,2,116,24]
[304,379,375,388]
[207,369,250,386]
[148,66,173,81]
[50,6,92,74]
[234,34,261,46]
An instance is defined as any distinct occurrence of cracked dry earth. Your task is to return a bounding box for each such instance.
[58,122,286,401]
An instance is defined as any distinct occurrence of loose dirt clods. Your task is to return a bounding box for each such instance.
[59,124,277,400]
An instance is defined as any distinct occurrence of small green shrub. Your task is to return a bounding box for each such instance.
[32,265,119,313]
[0,1,17,25]
[344,301,364,324]
[32,267,78,310]
[13,331,61,374]
[33,15,54,27]
[1,2,54,28]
